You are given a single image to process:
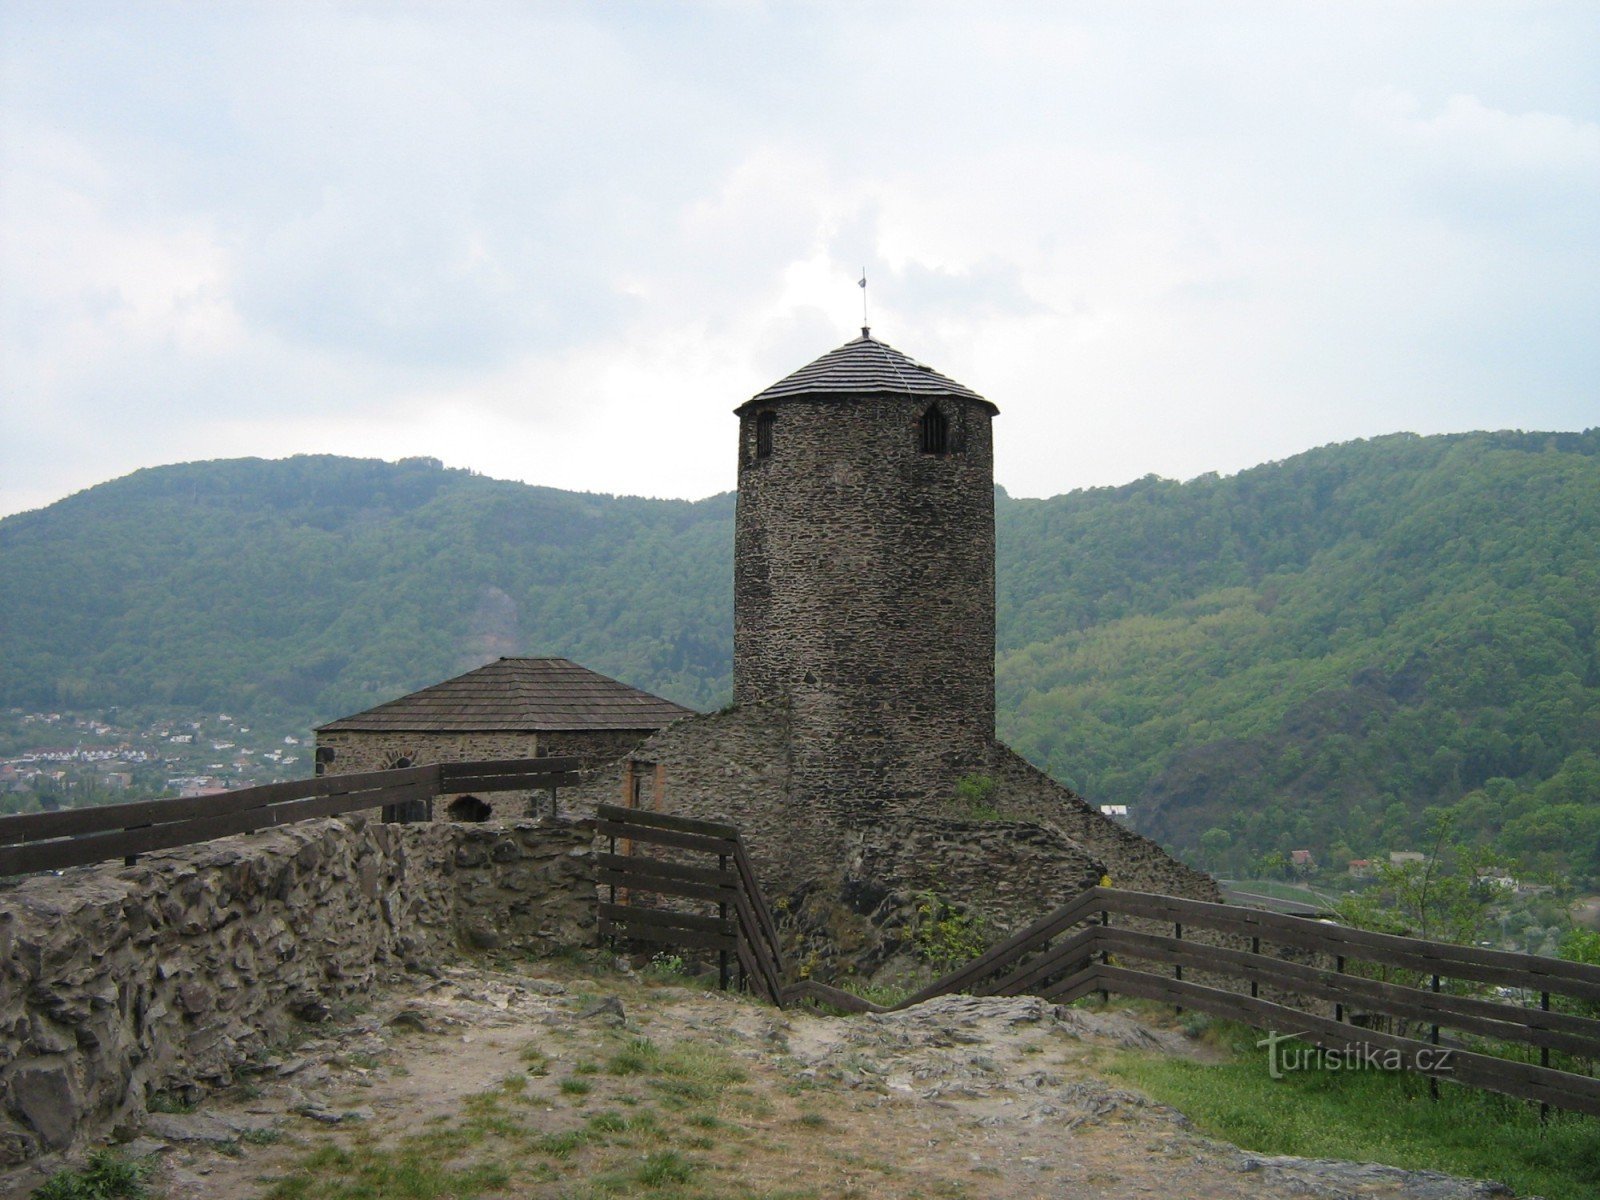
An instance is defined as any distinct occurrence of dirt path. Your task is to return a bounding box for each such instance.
[6,959,1519,1199]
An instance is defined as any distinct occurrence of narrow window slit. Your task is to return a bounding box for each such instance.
[919,405,948,455]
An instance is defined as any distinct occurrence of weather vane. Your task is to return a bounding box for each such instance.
[858,267,869,336]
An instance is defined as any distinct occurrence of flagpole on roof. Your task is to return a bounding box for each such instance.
[859,267,869,337]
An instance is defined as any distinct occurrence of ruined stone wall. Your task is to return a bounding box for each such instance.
[567,711,1221,916]
[568,705,835,889]
[733,393,995,818]
[980,746,1224,903]
[0,816,595,1164]
[846,818,1105,934]
[566,709,1142,982]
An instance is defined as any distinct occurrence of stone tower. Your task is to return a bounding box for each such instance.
[733,329,998,818]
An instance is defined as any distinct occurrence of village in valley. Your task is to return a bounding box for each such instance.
[0,709,305,812]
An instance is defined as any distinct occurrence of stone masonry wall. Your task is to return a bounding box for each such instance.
[0,815,595,1164]
[571,709,1223,913]
[314,728,653,820]
[980,746,1224,902]
[315,729,541,775]
[734,393,996,819]
[572,704,835,888]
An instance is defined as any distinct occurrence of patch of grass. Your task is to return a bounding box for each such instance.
[1108,1040,1600,1200]
[587,1110,628,1134]
[644,952,687,980]
[831,978,911,1008]
[145,1091,196,1114]
[558,1076,592,1097]
[536,1129,588,1158]
[606,1037,659,1075]
[795,1111,830,1129]
[239,1127,286,1146]
[262,1141,510,1200]
[32,1151,151,1200]
[635,1149,695,1187]
[499,1071,527,1093]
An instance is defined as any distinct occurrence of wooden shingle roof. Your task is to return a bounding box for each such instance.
[314,657,696,734]
[737,331,996,414]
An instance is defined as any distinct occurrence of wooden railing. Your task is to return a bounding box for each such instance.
[597,853,1600,1117]
[13,781,1597,1117]
[877,887,1600,1118]
[0,757,581,877]
[593,804,787,1005]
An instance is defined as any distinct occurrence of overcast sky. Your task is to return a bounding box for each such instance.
[2,2,1596,518]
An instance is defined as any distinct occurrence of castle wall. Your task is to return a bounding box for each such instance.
[576,705,836,886]
[734,393,995,817]
[981,745,1224,902]
[0,817,595,1165]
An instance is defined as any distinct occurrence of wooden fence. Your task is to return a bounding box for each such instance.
[847,887,1600,1117]
[593,804,787,1005]
[0,757,581,877]
[599,854,1600,1118]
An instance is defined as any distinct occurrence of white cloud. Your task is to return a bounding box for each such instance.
[1355,87,1600,177]
[1,3,1597,516]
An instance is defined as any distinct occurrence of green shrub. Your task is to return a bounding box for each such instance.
[908,890,990,971]
[32,1151,151,1200]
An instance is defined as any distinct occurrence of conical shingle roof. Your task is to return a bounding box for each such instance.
[314,657,695,733]
[737,331,996,413]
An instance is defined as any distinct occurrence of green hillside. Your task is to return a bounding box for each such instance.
[3,431,1597,880]
[0,456,734,718]
[996,430,1600,881]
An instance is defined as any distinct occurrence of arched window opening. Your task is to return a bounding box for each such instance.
[755,411,776,459]
[919,405,949,455]
[314,746,336,777]
[447,795,493,822]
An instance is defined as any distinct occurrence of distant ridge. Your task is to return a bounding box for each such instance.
[3,428,1597,880]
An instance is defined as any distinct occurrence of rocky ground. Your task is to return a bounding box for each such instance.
[4,957,1526,1200]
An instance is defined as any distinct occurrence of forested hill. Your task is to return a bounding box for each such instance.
[3,430,1598,879]
[995,430,1600,882]
[0,456,735,718]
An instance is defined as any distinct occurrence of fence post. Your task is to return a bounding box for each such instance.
[124,821,150,867]
[1541,990,1551,1124]
[1335,955,1344,1022]
[1098,904,1110,1005]
[718,852,731,992]
[1429,974,1441,1101]
[1173,920,1183,1015]
[1250,935,1260,999]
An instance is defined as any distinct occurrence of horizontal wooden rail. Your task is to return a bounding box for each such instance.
[1098,965,1600,1117]
[0,757,581,876]
[596,805,784,1004]
[1100,888,1600,1003]
[595,803,738,840]
[1099,925,1600,1060]
[594,817,739,858]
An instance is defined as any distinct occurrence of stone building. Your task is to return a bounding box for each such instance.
[589,329,1221,978]
[313,656,693,820]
